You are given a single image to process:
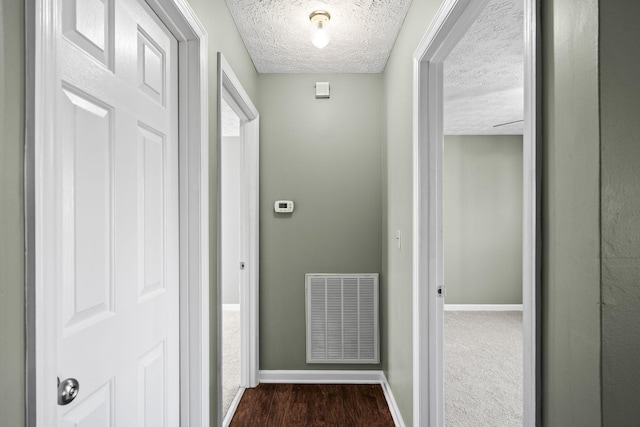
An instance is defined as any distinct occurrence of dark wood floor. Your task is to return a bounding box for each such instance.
[229,383,395,427]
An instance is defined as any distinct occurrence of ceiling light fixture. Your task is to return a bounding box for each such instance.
[309,10,331,49]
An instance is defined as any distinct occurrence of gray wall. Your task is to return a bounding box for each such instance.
[383,0,444,423]
[600,1,640,423]
[257,73,383,370]
[0,0,25,425]
[541,0,602,424]
[444,135,523,305]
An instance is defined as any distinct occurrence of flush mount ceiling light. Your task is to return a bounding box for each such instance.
[309,10,331,49]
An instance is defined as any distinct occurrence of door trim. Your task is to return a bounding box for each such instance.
[217,53,260,426]
[411,0,541,425]
[25,1,210,425]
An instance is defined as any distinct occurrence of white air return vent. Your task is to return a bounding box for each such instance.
[305,274,379,364]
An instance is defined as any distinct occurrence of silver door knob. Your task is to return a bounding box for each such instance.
[57,377,79,405]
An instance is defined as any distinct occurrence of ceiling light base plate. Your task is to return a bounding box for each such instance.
[309,10,330,24]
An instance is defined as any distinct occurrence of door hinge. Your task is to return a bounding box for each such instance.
[437,286,446,297]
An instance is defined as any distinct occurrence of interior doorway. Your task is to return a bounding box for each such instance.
[217,54,260,426]
[442,0,525,424]
[443,135,524,424]
[220,96,242,417]
[412,0,540,425]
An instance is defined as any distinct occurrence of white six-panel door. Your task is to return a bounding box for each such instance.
[55,0,179,424]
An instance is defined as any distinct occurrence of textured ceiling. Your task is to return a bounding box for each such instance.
[224,0,523,134]
[224,0,412,73]
[444,0,524,135]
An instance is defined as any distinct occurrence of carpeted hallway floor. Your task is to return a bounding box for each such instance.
[222,308,241,418]
[445,310,523,426]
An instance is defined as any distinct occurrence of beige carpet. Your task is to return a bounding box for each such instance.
[445,311,523,426]
[222,308,241,418]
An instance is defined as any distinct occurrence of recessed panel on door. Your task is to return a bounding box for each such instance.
[62,0,112,68]
[61,85,115,335]
[138,125,166,301]
[61,380,114,427]
[138,342,166,427]
[137,27,165,105]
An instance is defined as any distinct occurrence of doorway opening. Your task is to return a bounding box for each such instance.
[412,0,540,425]
[442,0,525,424]
[220,96,243,417]
[217,54,260,426]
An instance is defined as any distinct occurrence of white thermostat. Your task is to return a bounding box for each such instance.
[274,200,294,213]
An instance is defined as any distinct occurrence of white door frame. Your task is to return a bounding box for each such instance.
[412,0,540,425]
[217,53,260,426]
[25,0,210,425]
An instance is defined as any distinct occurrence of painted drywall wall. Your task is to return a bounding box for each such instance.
[541,0,601,424]
[600,1,640,423]
[258,73,383,370]
[221,135,241,305]
[0,0,25,424]
[383,0,444,423]
[444,135,523,305]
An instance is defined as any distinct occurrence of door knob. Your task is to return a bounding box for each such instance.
[57,377,79,405]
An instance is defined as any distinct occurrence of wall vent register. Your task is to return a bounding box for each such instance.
[305,274,379,364]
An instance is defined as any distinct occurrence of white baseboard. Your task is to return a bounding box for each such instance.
[222,387,245,427]
[258,370,405,427]
[444,304,523,311]
[258,369,382,384]
[379,372,406,427]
